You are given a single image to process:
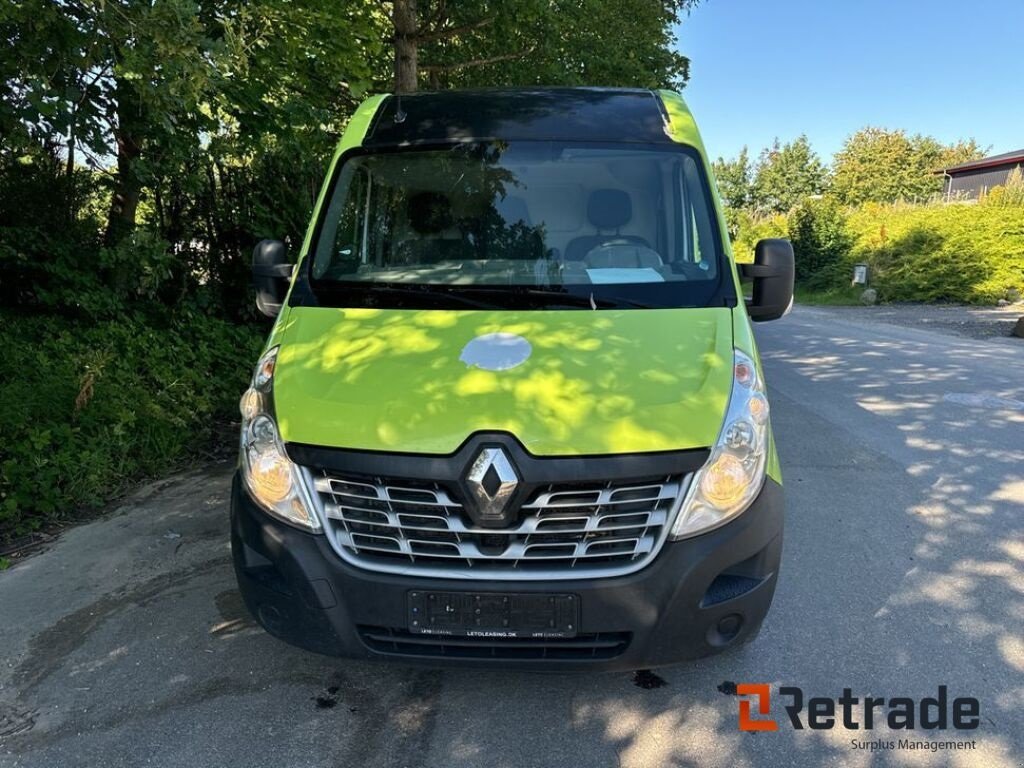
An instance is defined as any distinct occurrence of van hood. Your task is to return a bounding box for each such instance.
[272,306,733,456]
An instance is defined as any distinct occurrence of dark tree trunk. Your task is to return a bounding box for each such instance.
[104,80,144,247]
[393,0,419,93]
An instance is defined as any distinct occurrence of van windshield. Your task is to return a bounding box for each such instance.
[307,142,732,310]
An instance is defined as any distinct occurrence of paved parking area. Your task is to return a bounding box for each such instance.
[1,306,1022,767]
[807,303,1023,341]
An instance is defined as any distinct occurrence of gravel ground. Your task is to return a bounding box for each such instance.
[802,302,1024,341]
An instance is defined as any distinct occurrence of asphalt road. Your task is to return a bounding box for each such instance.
[1,306,1022,768]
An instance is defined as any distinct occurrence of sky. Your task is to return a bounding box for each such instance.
[675,0,1024,163]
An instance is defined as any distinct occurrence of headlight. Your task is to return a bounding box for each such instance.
[670,349,768,539]
[239,346,321,531]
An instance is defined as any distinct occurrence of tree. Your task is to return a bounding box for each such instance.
[1,0,700,318]
[712,147,753,237]
[713,147,753,210]
[386,0,696,92]
[751,135,828,215]
[831,127,984,205]
[1,0,383,248]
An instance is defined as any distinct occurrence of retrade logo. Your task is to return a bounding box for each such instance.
[737,684,778,731]
[733,684,980,733]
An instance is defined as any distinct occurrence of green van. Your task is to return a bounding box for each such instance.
[232,88,794,669]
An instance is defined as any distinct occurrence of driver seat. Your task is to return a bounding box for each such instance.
[395,191,472,265]
[564,189,652,264]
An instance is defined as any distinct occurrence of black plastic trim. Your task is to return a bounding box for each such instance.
[365,88,671,147]
[358,626,631,660]
[286,431,710,486]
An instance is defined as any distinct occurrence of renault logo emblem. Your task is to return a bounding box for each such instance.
[464,447,519,526]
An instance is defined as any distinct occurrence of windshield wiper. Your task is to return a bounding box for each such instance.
[597,295,660,309]
[519,288,657,310]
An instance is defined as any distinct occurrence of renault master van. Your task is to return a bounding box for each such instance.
[232,88,794,669]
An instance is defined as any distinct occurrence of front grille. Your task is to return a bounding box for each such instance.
[358,625,631,660]
[312,471,688,580]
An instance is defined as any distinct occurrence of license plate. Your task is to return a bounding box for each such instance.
[407,591,579,638]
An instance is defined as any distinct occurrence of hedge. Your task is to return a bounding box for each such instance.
[731,199,1024,304]
[0,311,263,542]
[845,201,1024,303]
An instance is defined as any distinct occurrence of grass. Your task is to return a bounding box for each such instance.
[794,284,865,306]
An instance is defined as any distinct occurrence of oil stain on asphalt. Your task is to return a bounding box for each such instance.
[632,670,668,690]
[314,685,341,710]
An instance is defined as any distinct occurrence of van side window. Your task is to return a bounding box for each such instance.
[313,165,369,278]
[671,154,716,275]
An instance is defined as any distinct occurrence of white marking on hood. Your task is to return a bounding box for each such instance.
[459,333,532,371]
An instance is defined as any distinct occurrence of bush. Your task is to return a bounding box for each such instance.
[0,311,263,541]
[983,167,1024,207]
[731,209,789,263]
[788,198,852,288]
[725,196,1024,304]
[846,200,1024,303]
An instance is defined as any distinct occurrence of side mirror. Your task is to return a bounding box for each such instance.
[252,239,293,318]
[739,239,795,322]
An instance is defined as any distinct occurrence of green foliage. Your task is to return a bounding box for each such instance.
[1,0,698,321]
[844,200,1024,303]
[983,166,1024,207]
[787,198,852,287]
[712,146,752,238]
[751,135,828,215]
[730,209,789,264]
[0,311,263,541]
[0,144,186,316]
[729,199,1024,304]
[415,0,694,91]
[714,130,1015,305]
[713,147,753,208]
[831,128,983,205]
[1,0,215,157]
[715,129,983,227]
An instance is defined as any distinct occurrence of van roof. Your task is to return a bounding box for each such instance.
[363,87,690,148]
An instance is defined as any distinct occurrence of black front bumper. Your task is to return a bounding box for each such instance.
[230,474,783,671]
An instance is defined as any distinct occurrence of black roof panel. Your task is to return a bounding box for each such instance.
[364,88,672,147]
[943,148,1024,173]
